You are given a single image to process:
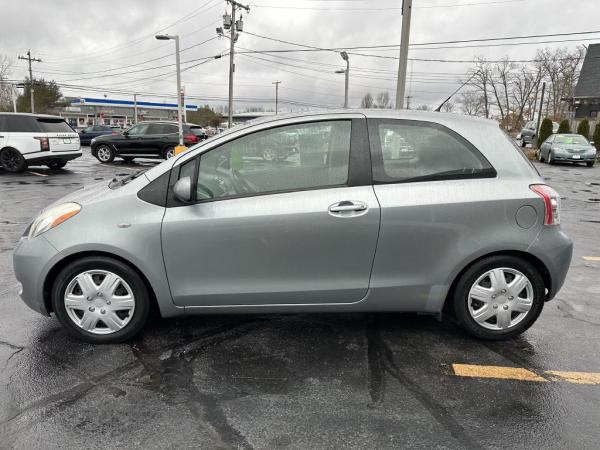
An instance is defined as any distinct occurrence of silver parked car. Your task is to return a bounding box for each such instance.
[538,133,597,167]
[13,111,572,343]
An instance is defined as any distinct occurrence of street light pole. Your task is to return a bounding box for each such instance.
[155,34,183,147]
[272,80,281,114]
[395,0,412,109]
[336,51,349,109]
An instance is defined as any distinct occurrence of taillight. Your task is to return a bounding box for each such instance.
[530,184,560,225]
[185,134,199,143]
[34,137,50,151]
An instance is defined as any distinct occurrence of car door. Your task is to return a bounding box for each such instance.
[366,118,498,312]
[161,117,381,307]
[117,123,150,153]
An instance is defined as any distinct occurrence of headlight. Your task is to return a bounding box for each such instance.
[28,203,81,239]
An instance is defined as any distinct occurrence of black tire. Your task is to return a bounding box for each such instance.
[95,144,115,163]
[51,256,151,344]
[163,146,175,160]
[547,151,555,165]
[47,161,67,170]
[538,149,545,163]
[122,157,135,162]
[521,139,526,148]
[587,161,595,167]
[452,255,545,340]
[0,148,27,173]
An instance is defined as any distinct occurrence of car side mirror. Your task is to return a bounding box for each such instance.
[173,177,192,203]
[591,141,595,146]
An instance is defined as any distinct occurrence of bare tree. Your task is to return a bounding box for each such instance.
[0,55,14,112]
[361,92,374,108]
[511,64,543,128]
[375,91,391,109]
[416,104,430,111]
[468,58,492,118]
[459,90,484,116]
[488,58,514,123]
[441,101,455,113]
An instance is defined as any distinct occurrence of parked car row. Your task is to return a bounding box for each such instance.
[518,120,559,147]
[0,112,210,172]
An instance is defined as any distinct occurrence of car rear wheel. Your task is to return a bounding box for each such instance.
[51,257,150,343]
[47,161,67,170]
[95,145,115,163]
[452,255,545,340]
[163,147,175,159]
[0,148,27,173]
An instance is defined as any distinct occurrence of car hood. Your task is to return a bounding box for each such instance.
[46,180,113,210]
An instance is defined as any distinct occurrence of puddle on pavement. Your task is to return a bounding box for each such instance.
[587,198,600,203]
[582,220,600,223]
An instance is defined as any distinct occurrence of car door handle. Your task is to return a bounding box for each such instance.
[329,201,368,213]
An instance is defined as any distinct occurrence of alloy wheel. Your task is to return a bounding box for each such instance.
[96,146,112,162]
[0,148,24,171]
[467,267,533,331]
[64,270,136,334]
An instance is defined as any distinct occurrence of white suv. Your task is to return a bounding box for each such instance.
[0,113,82,172]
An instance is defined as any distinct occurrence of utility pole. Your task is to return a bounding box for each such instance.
[536,82,546,136]
[217,0,250,128]
[133,93,138,124]
[272,81,281,114]
[18,50,41,113]
[395,0,412,110]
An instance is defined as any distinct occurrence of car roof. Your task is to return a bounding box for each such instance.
[0,112,65,120]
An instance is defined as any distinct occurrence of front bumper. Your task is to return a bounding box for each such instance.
[23,150,82,166]
[13,235,62,316]
[552,154,596,162]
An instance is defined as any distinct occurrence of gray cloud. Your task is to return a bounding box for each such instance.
[1,0,598,111]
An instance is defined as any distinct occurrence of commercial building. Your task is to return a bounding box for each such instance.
[58,97,199,129]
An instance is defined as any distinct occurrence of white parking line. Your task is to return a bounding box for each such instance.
[26,171,48,177]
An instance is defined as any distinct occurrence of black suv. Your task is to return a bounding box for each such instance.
[90,121,206,163]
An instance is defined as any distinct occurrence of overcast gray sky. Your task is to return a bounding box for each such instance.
[1,0,599,111]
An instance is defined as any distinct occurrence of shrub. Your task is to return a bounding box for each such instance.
[537,118,553,148]
[557,119,571,134]
[593,123,600,152]
[577,119,590,139]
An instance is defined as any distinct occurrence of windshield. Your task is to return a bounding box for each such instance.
[36,118,74,133]
[555,135,589,145]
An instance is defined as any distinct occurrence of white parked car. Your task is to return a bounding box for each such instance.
[0,113,81,172]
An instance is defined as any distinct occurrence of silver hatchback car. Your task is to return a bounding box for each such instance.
[13,111,573,343]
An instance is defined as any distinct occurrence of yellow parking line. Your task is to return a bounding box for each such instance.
[451,364,547,382]
[545,371,600,385]
[583,256,600,261]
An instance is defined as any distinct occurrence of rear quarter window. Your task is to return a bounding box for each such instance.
[2,115,41,132]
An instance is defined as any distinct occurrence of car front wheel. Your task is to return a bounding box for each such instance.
[587,161,595,167]
[452,255,545,340]
[51,256,150,343]
[548,151,555,165]
[95,145,115,163]
[163,146,175,159]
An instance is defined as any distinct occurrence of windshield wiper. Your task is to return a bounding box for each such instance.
[109,169,146,189]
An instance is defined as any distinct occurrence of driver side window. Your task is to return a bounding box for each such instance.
[193,120,352,201]
[127,124,150,136]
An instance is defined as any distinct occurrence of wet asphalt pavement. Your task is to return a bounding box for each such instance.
[0,149,599,449]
